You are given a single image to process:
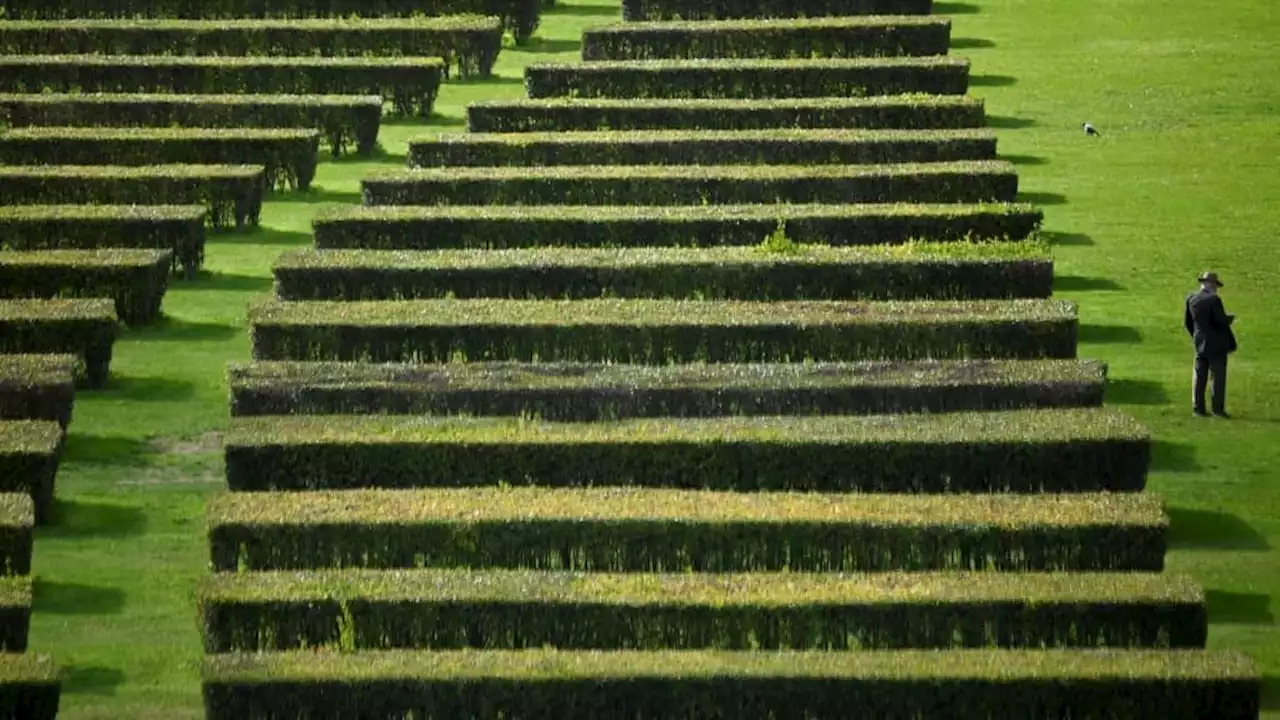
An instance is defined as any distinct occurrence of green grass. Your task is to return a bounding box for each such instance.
[24,0,1280,717]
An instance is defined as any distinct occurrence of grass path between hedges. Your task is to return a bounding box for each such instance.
[26,0,1278,716]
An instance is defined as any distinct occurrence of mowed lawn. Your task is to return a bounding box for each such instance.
[25,0,1278,717]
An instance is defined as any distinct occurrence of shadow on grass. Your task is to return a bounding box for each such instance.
[1206,590,1275,624]
[1042,231,1093,246]
[62,433,149,466]
[33,580,126,615]
[42,498,149,538]
[1150,439,1201,473]
[1001,154,1048,166]
[545,3,620,16]
[62,665,125,697]
[446,75,526,87]
[951,37,996,49]
[382,113,467,129]
[271,187,362,204]
[126,316,238,343]
[1055,275,1124,292]
[1167,507,1270,551]
[104,375,197,402]
[971,74,1017,87]
[1078,324,1142,344]
[1019,191,1067,206]
[1263,675,1279,712]
[327,144,408,164]
[188,271,274,293]
[522,38,583,54]
[986,115,1035,129]
[240,228,313,248]
[1104,378,1169,405]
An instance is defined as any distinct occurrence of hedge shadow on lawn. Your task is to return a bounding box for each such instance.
[62,433,149,467]
[1078,323,1142,345]
[42,498,149,539]
[971,74,1016,87]
[446,75,526,87]
[1054,275,1124,292]
[1000,154,1047,166]
[1149,439,1201,473]
[523,38,584,54]
[189,271,273,293]
[1262,675,1279,711]
[1018,191,1067,206]
[1042,231,1093,246]
[62,665,125,697]
[271,187,362,204]
[1205,590,1275,625]
[126,316,238,343]
[986,115,1035,129]
[546,3,622,16]
[237,228,313,248]
[33,579,126,615]
[951,38,996,49]
[1167,507,1270,551]
[1103,377,1168,405]
[103,375,197,402]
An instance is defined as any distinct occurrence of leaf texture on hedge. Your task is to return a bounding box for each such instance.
[0,355,76,429]
[0,250,172,326]
[0,204,206,277]
[0,419,66,524]
[0,494,34,576]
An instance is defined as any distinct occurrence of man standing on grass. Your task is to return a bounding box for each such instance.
[1184,271,1238,418]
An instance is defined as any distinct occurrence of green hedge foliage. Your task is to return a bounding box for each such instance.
[248,297,1076,364]
[524,58,968,100]
[0,127,320,191]
[408,129,997,167]
[0,577,32,652]
[206,487,1166,573]
[0,204,207,277]
[584,17,951,61]
[621,0,933,21]
[0,420,65,524]
[0,54,443,117]
[228,358,1105,420]
[362,162,1020,206]
[467,96,986,132]
[0,355,76,430]
[0,165,264,231]
[271,243,1050,301]
[202,648,1260,720]
[0,250,171,326]
[0,652,59,720]
[0,495,34,577]
[0,93,382,158]
[223,409,1150,493]
[0,300,118,391]
[0,17,503,78]
[312,203,1042,250]
[199,569,1206,653]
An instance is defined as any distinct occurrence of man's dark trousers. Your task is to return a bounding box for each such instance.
[1193,354,1227,414]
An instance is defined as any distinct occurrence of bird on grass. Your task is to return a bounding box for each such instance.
[1082,122,1101,136]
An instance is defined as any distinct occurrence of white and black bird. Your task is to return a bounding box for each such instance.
[1082,122,1101,136]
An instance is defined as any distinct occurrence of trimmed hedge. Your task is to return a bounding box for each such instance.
[0,54,443,117]
[312,203,1043,250]
[0,495,33,577]
[199,569,1206,653]
[0,653,59,720]
[361,162,1019,206]
[206,487,1166,573]
[0,355,76,429]
[0,0,542,46]
[583,17,951,61]
[0,17,503,78]
[524,57,969,100]
[0,250,172,326]
[271,243,1051,301]
[0,204,207,278]
[0,578,32,652]
[467,96,987,132]
[248,297,1076,364]
[0,299,118,391]
[622,0,934,21]
[222,409,1150,493]
[0,165,265,231]
[0,93,382,158]
[407,129,997,167]
[0,127,320,191]
[0,420,65,524]
[202,648,1260,720]
[228,358,1105,420]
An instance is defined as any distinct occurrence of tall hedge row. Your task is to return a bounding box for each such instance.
[465,96,987,132]
[0,205,207,277]
[0,54,443,117]
[312,203,1043,250]
[205,487,1166,573]
[0,165,265,231]
[0,250,172,327]
[0,355,76,430]
[524,58,969,100]
[361,162,1020,206]
[0,420,66,524]
[583,17,951,61]
[621,0,934,21]
[0,128,320,191]
[0,93,382,158]
[222,409,1151,494]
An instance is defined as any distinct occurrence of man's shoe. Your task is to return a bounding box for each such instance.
[1213,410,1232,419]
[1193,409,1210,417]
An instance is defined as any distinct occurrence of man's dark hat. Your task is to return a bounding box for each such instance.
[1198,271,1224,287]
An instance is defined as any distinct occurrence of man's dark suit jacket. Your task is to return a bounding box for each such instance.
[1185,289,1237,358]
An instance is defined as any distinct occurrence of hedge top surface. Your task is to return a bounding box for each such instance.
[0,54,447,69]
[206,486,1166,528]
[203,648,1258,682]
[409,128,997,144]
[0,164,265,179]
[313,202,1036,223]
[468,95,983,109]
[364,161,1015,183]
[0,15,500,30]
[0,249,173,267]
[1,127,322,141]
[272,242,1048,271]
[226,408,1147,446]
[585,16,951,33]
[526,57,967,71]
[0,354,78,384]
[247,297,1075,326]
[0,577,32,607]
[0,494,35,528]
[0,92,384,107]
[0,204,208,220]
[199,568,1202,606]
[0,420,64,454]
[0,298,118,321]
[0,653,58,683]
